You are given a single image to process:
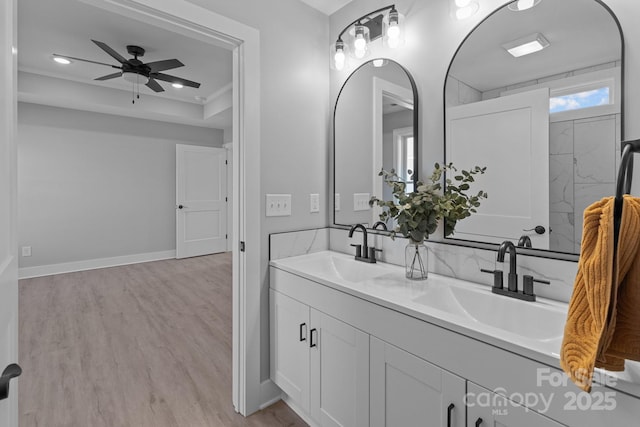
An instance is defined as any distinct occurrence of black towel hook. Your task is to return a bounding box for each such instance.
[613,139,640,249]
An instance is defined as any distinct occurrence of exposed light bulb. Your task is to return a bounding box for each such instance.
[387,24,400,40]
[354,34,366,51]
[172,82,184,89]
[353,25,367,58]
[334,49,345,70]
[334,40,346,70]
[387,23,400,48]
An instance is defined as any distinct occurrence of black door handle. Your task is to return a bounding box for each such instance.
[475,418,483,427]
[447,403,455,427]
[178,205,184,209]
[0,363,22,400]
[523,225,546,234]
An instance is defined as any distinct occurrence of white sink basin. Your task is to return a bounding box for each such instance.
[278,251,395,283]
[411,280,567,341]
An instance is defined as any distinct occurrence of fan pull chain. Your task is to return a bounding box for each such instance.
[132,83,135,104]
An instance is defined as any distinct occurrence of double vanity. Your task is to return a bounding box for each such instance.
[269,249,640,427]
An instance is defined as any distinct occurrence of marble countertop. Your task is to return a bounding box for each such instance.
[270,250,640,398]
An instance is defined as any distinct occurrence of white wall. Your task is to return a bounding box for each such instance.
[17,102,223,269]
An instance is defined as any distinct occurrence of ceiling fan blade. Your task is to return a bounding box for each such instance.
[146,78,164,93]
[95,72,123,81]
[53,54,120,69]
[153,73,201,89]
[91,40,127,64]
[146,59,184,72]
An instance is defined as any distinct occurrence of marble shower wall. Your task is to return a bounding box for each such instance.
[549,114,620,253]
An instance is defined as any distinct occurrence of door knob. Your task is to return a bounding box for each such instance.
[178,205,184,209]
[0,363,22,400]
[523,225,546,235]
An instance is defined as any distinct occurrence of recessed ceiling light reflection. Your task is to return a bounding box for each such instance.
[508,0,542,12]
[53,56,72,65]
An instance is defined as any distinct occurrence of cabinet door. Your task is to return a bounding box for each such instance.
[270,289,310,411]
[466,383,563,427]
[310,309,370,427]
[370,337,465,427]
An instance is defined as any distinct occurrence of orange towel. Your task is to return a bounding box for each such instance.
[560,196,640,392]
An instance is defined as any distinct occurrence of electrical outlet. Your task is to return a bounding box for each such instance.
[353,193,370,211]
[266,194,292,217]
[334,193,341,211]
[310,194,320,213]
[22,246,32,257]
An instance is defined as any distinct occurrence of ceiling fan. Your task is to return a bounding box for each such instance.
[54,40,201,93]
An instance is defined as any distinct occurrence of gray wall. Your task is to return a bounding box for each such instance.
[18,102,223,268]
[176,0,330,383]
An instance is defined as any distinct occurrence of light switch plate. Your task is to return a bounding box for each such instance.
[310,193,320,213]
[353,193,370,211]
[266,194,292,216]
[335,193,341,211]
[22,246,32,257]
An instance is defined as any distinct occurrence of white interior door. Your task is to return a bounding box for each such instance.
[0,0,20,424]
[176,144,228,258]
[446,88,550,249]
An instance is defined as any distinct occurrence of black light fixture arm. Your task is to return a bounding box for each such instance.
[335,4,396,42]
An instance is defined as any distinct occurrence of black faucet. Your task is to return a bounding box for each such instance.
[497,240,518,292]
[372,221,388,231]
[481,239,550,302]
[517,235,532,248]
[348,224,381,263]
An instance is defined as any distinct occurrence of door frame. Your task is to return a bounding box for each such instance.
[0,0,18,424]
[69,0,262,415]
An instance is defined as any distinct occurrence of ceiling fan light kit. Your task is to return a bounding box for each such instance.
[53,40,201,102]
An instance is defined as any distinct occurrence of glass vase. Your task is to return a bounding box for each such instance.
[405,239,428,280]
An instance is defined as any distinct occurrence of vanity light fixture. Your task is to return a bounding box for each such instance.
[453,0,479,20]
[507,0,542,12]
[332,4,404,70]
[502,33,550,58]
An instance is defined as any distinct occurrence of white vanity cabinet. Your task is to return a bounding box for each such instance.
[270,256,640,427]
[466,383,562,427]
[270,289,370,427]
[370,337,465,427]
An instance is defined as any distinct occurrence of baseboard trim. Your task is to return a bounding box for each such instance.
[259,379,283,410]
[18,250,176,279]
[282,395,320,427]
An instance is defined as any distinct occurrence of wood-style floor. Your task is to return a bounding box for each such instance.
[19,253,308,427]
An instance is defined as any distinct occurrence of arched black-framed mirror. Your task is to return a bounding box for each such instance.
[334,58,419,229]
[443,0,623,257]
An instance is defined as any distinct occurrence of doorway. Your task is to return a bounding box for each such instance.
[12,0,263,418]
